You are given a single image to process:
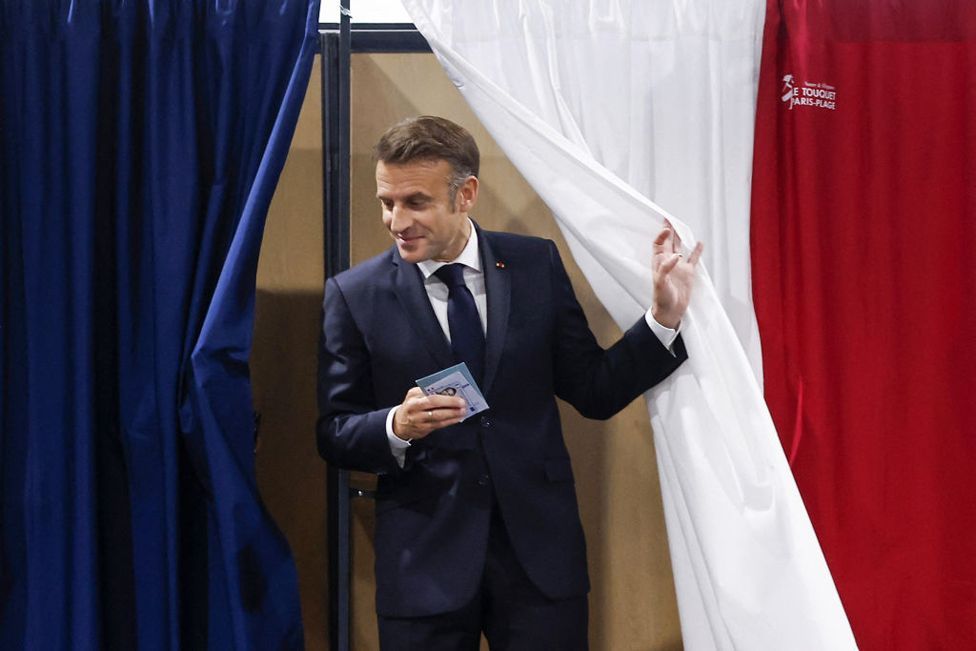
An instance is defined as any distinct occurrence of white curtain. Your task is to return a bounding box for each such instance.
[401,1,857,649]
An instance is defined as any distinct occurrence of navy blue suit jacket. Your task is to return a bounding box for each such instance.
[317,226,687,618]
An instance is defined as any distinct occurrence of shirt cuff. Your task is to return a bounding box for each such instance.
[645,310,680,353]
[386,406,410,468]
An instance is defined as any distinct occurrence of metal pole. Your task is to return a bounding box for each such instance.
[322,0,352,647]
[320,5,431,648]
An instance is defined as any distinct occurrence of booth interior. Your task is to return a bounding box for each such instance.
[252,50,683,651]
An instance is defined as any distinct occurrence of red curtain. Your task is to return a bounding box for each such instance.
[752,1,976,648]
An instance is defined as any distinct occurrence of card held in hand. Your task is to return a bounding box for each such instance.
[416,362,489,421]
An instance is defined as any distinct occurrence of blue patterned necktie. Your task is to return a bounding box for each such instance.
[434,263,485,383]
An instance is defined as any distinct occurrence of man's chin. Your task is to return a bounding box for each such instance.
[396,240,428,263]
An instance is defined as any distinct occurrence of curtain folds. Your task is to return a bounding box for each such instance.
[401,1,857,648]
[0,1,318,648]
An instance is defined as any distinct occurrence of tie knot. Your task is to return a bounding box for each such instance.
[434,263,467,288]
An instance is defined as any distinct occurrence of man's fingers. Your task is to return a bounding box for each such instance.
[404,386,424,400]
[403,393,466,427]
[659,252,681,275]
[656,241,703,274]
[424,394,467,410]
[652,226,674,256]
[663,220,684,250]
[429,405,467,422]
[653,227,672,246]
[428,399,468,420]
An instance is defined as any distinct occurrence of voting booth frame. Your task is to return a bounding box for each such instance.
[320,7,431,650]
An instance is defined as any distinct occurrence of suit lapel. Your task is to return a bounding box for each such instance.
[479,229,510,397]
[391,250,455,370]
[389,226,511,395]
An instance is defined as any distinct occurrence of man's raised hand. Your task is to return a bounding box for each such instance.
[651,222,704,329]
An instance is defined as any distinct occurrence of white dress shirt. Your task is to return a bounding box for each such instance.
[385,220,678,466]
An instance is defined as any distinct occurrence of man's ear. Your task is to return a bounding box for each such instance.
[456,175,479,213]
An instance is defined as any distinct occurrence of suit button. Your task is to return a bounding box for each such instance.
[477,474,490,486]
[480,415,492,428]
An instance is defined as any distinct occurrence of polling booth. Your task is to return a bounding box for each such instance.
[253,27,682,651]
[8,1,972,649]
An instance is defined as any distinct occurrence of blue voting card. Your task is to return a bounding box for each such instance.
[416,362,489,420]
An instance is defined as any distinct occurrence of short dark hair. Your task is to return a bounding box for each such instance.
[374,116,480,200]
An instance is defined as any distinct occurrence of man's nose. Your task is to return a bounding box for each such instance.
[389,205,412,232]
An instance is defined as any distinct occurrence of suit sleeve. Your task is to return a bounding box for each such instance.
[316,276,402,475]
[547,241,688,419]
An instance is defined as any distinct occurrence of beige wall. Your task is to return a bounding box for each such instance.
[254,52,682,651]
[252,57,328,651]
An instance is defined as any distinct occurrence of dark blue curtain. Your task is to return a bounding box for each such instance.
[0,1,319,648]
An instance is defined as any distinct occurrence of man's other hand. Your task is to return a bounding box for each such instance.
[393,386,467,442]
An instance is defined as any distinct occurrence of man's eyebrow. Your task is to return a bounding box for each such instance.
[377,191,432,202]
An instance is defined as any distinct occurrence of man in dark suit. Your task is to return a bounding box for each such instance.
[317,116,702,650]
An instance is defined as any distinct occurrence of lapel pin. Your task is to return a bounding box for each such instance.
[495,261,506,269]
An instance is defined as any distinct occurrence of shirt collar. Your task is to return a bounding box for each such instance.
[417,219,481,279]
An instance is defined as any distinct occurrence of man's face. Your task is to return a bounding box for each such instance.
[376,159,478,264]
